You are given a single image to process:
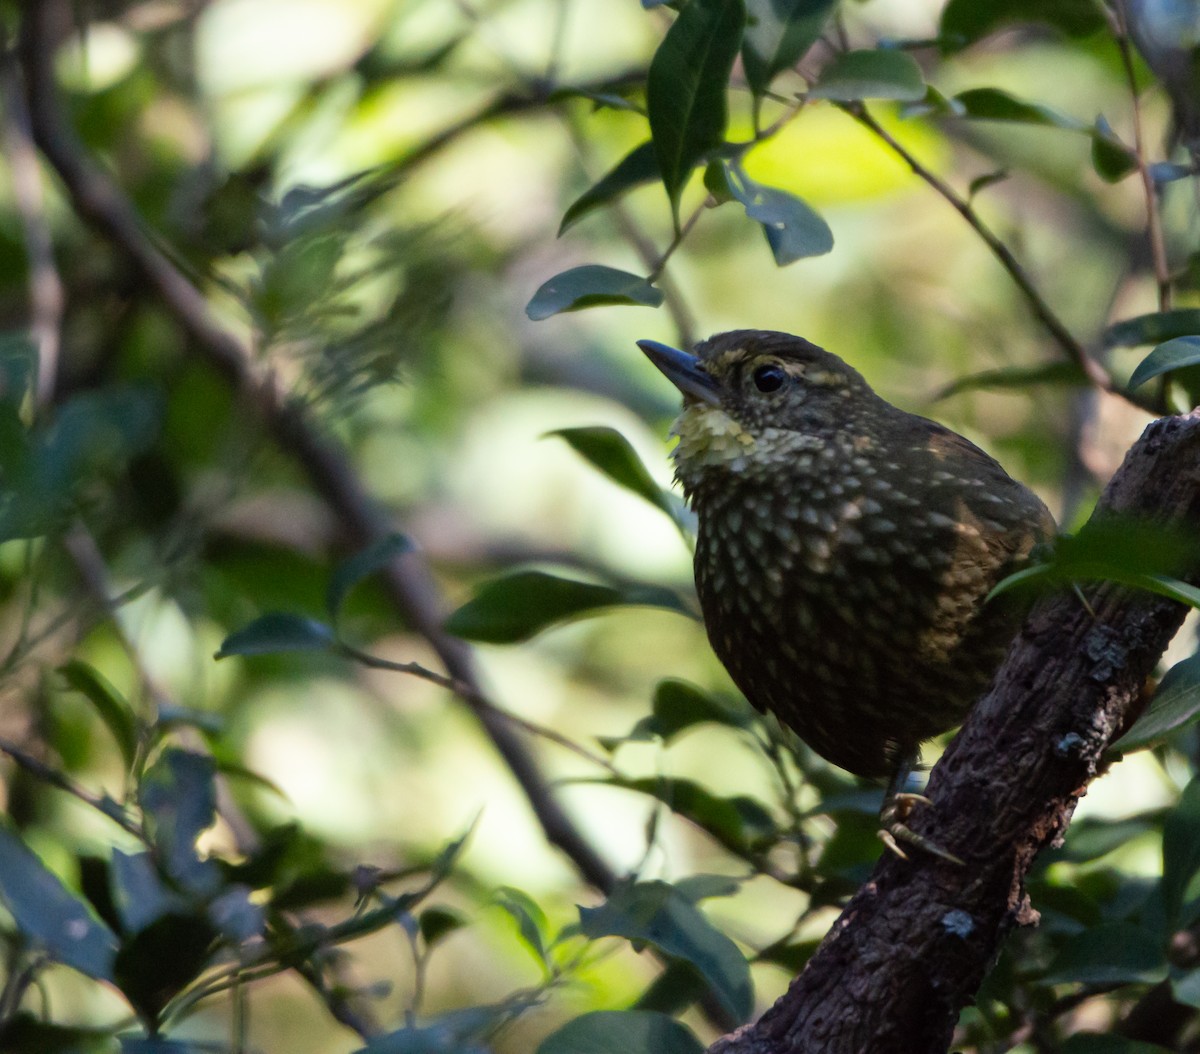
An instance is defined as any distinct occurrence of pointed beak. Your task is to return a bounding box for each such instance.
[637,339,721,406]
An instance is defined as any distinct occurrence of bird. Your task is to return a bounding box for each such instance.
[638,329,1056,860]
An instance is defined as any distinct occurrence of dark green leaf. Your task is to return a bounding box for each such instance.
[1043,922,1166,985]
[494,886,549,965]
[1059,1036,1175,1054]
[1105,310,1200,348]
[121,1041,207,1054]
[444,570,691,643]
[526,265,664,320]
[742,0,839,97]
[537,1010,704,1054]
[559,143,660,235]
[672,873,744,901]
[550,426,684,527]
[327,533,413,620]
[0,1014,115,1054]
[647,0,746,221]
[0,825,117,981]
[110,850,186,935]
[726,168,833,264]
[953,87,1086,129]
[418,906,466,947]
[651,678,751,740]
[0,332,36,407]
[114,912,218,1025]
[1162,777,1200,927]
[935,360,1087,399]
[140,749,220,895]
[215,612,336,658]
[1129,336,1200,389]
[579,881,753,1023]
[808,49,926,102]
[58,659,140,772]
[633,959,712,1016]
[1092,117,1137,182]
[1113,652,1200,753]
[356,1006,512,1053]
[939,0,1105,51]
[967,169,1009,199]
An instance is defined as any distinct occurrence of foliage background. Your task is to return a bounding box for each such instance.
[0,0,1199,1051]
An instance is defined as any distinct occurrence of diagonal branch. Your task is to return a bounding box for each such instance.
[711,409,1200,1054]
[17,0,615,893]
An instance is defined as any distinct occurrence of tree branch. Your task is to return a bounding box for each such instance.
[711,409,1200,1054]
[17,0,615,894]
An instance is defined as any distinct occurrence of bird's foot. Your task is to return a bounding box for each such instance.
[878,791,964,866]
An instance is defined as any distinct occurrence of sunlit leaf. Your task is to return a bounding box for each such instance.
[537,1010,704,1054]
[742,0,839,97]
[215,613,336,658]
[559,142,660,235]
[1113,652,1200,753]
[58,660,139,772]
[494,886,550,966]
[579,881,753,1023]
[1128,336,1200,389]
[444,570,692,643]
[327,533,413,620]
[0,825,117,981]
[526,266,664,320]
[647,0,746,221]
[808,49,926,101]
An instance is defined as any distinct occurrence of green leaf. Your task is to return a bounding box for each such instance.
[526,266,664,320]
[742,0,839,97]
[1106,310,1200,348]
[208,885,265,942]
[494,886,550,966]
[537,1010,704,1054]
[647,0,746,222]
[1162,777,1200,927]
[1043,922,1166,985]
[1173,965,1200,1009]
[808,49,926,102]
[114,911,218,1025]
[559,142,660,235]
[672,873,744,901]
[327,533,413,620]
[1129,336,1200,389]
[726,167,833,264]
[650,678,751,741]
[0,331,36,407]
[0,825,117,980]
[1113,652,1200,753]
[0,1014,115,1054]
[953,87,1087,130]
[550,426,685,528]
[356,1006,512,1053]
[58,660,139,772]
[418,906,466,947]
[110,850,187,935]
[444,570,692,644]
[1092,117,1137,182]
[1059,1036,1175,1054]
[215,612,336,658]
[140,748,220,895]
[939,0,1105,51]
[935,360,1087,399]
[579,880,753,1023]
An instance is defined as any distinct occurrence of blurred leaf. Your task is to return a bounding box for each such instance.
[327,533,413,620]
[633,959,712,1016]
[808,49,926,101]
[208,885,265,942]
[494,886,550,966]
[935,360,1087,399]
[0,825,117,981]
[1043,922,1166,984]
[215,613,336,658]
[645,678,751,742]
[1129,336,1200,388]
[967,168,1009,199]
[357,1006,516,1053]
[58,659,139,772]
[939,0,1105,50]
[418,906,466,947]
[444,570,692,643]
[526,266,664,320]
[1092,116,1138,182]
[1105,310,1200,347]
[550,426,684,527]
[114,912,218,1026]
[1059,1037,1175,1054]
[140,749,220,895]
[110,850,187,935]
[1113,652,1200,753]
[1048,816,1160,863]
[121,1041,207,1054]
[647,0,746,221]
[1162,776,1200,927]
[672,873,744,901]
[755,936,820,973]
[579,880,753,1023]
[0,331,36,406]
[559,142,660,235]
[742,0,839,97]
[954,87,1088,129]
[726,166,833,264]
[537,1010,704,1054]
[1173,965,1200,1009]
[0,1014,114,1054]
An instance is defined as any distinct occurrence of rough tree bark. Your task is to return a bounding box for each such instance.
[712,409,1200,1054]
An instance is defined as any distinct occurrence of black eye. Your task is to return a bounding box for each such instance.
[753,364,786,393]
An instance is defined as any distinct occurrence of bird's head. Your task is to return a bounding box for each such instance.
[638,330,881,493]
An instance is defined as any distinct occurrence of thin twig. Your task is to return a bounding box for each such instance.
[18,0,615,894]
[1109,0,1172,312]
[843,102,1116,393]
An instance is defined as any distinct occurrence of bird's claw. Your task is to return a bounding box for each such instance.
[878,789,964,866]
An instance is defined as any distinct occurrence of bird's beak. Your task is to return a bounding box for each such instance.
[637,339,721,406]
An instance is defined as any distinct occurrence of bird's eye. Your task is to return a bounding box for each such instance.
[752,364,787,393]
